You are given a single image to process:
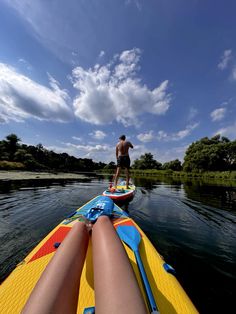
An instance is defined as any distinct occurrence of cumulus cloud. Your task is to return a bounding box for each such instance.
[64,142,114,162]
[137,130,154,142]
[218,49,232,70]
[89,130,107,140]
[210,107,226,121]
[72,48,171,126]
[0,63,72,123]
[215,122,236,139]
[157,123,199,141]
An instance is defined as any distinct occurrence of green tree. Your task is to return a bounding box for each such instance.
[0,141,9,160]
[133,153,162,170]
[5,134,21,160]
[162,159,182,171]
[14,149,28,162]
[103,161,116,170]
[183,135,235,171]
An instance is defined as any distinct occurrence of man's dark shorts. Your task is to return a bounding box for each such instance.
[117,156,130,168]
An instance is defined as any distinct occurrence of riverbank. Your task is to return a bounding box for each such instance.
[98,169,236,180]
[0,171,86,181]
[98,169,236,187]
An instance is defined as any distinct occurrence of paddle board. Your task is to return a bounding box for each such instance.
[0,196,198,314]
[102,180,136,201]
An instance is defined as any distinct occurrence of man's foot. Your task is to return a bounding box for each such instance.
[126,186,130,189]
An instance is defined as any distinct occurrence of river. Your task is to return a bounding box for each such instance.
[0,175,235,313]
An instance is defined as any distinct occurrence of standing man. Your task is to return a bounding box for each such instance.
[114,135,133,189]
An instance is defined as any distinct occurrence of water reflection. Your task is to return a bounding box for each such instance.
[183,181,236,213]
[0,175,236,313]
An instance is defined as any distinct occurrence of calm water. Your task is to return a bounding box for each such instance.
[0,176,236,314]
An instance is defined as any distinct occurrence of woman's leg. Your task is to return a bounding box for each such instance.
[22,221,89,314]
[92,216,147,314]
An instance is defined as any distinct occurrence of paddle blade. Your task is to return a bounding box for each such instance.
[116,225,141,252]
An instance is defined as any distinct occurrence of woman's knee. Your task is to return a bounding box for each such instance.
[96,215,111,226]
[72,221,88,235]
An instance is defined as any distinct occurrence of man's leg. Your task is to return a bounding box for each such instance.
[92,216,147,314]
[114,167,121,188]
[22,222,89,314]
[125,167,130,189]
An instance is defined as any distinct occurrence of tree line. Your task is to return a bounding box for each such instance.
[0,134,106,171]
[0,133,235,172]
[132,135,236,172]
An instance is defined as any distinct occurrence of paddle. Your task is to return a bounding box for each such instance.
[116,225,159,314]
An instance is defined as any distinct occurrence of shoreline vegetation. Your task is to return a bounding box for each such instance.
[0,133,235,186]
[100,169,236,180]
[99,169,236,181]
[1,169,236,184]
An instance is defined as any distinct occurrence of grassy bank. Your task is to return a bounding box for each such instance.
[97,169,236,180]
[131,169,236,180]
[0,161,25,170]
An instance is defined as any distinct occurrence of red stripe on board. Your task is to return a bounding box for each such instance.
[114,220,135,228]
[28,226,71,263]
[114,220,143,237]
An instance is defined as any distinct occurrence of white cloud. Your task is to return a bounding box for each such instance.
[125,0,142,11]
[72,136,82,141]
[89,130,107,140]
[72,48,171,126]
[218,49,232,70]
[157,123,199,141]
[188,107,198,121]
[232,67,236,81]
[157,145,189,163]
[210,107,226,121]
[0,63,72,123]
[156,130,168,141]
[131,143,188,163]
[18,58,32,71]
[137,130,154,142]
[65,142,114,162]
[99,50,105,58]
[215,122,236,139]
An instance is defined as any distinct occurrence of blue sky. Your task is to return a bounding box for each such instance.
[0,0,236,164]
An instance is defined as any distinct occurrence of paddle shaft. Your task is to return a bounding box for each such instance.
[134,250,159,314]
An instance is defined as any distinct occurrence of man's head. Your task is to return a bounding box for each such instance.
[119,135,126,141]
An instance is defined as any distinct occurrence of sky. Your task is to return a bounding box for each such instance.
[0,0,236,164]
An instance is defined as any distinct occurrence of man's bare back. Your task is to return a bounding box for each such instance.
[116,140,133,157]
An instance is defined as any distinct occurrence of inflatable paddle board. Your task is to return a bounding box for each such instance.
[0,196,198,314]
[102,180,135,201]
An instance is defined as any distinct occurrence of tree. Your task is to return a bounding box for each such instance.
[183,135,236,171]
[14,149,28,162]
[104,161,116,170]
[133,153,162,170]
[162,159,182,171]
[5,134,21,160]
[0,141,9,160]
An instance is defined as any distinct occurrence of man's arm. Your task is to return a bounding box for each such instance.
[129,142,133,149]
